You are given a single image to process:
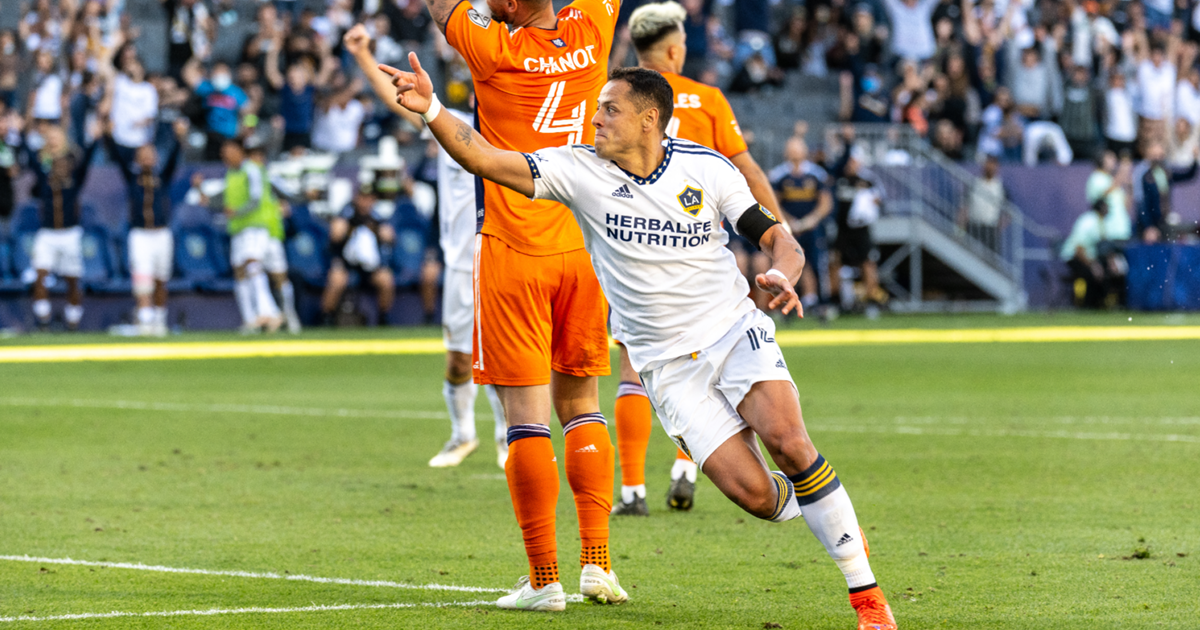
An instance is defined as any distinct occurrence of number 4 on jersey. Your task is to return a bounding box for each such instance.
[533,80,586,145]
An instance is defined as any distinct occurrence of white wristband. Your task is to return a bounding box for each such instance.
[765,269,789,283]
[421,93,442,123]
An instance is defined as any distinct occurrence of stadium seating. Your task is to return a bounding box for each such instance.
[173,224,235,293]
[285,226,330,288]
[390,201,428,287]
[0,239,23,294]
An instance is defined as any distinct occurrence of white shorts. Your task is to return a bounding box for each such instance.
[442,267,474,354]
[31,226,84,278]
[263,237,288,274]
[230,227,271,268]
[128,227,174,283]
[640,309,795,470]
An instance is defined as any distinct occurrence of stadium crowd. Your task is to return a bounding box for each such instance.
[0,0,1198,330]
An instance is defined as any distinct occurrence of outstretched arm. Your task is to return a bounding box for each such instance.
[344,24,424,130]
[379,53,534,198]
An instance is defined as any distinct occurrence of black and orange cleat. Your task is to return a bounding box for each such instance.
[850,586,897,630]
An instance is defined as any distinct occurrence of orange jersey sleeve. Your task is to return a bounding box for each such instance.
[443,1,617,256]
[663,72,749,159]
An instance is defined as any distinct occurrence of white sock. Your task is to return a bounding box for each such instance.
[799,485,876,589]
[154,307,168,326]
[137,306,155,326]
[279,280,299,324]
[234,279,256,325]
[767,472,803,523]
[621,484,646,503]
[64,304,84,326]
[839,267,857,310]
[250,270,280,319]
[671,457,698,483]
[33,299,52,322]
[484,384,506,444]
[443,380,478,443]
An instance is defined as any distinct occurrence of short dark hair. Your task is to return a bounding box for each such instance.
[608,67,674,133]
[631,21,680,53]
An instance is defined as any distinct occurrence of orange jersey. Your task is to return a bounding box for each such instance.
[446,0,619,256]
[662,72,748,159]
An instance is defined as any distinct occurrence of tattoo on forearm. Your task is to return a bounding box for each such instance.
[453,120,473,148]
[427,0,456,29]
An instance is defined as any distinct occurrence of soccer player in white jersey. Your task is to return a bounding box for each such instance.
[379,55,898,628]
[344,25,507,469]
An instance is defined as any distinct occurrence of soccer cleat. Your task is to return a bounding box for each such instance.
[496,439,509,469]
[259,315,283,334]
[428,438,478,468]
[667,476,695,511]
[495,575,566,611]
[610,495,649,516]
[850,586,897,630]
[579,564,629,604]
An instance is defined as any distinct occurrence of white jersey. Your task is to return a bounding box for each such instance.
[438,109,478,273]
[527,137,765,372]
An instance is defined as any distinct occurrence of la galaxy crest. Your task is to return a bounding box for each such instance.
[677,186,703,217]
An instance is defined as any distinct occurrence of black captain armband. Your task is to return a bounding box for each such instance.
[736,204,781,250]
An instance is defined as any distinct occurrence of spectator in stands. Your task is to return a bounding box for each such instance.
[1060,196,1125,309]
[772,8,808,74]
[163,0,214,80]
[184,60,249,159]
[958,153,1007,251]
[312,75,366,154]
[1086,150,1134,241]
[104,49,159,164]
[1167,114,1200,165]
[28,48,65,128]
[0,31,21,110]
[27,123,98,331]
[1178,65,1200,128]
[265,31,325,154]
[1060,64,1101,162]
[1103,70,1138,156]
[679,0,711,79]
[732,0,775,70]
[1008,35,1062,121]
[1135,40,1177,146]
[0,106,16,237]
[840,64,891,123]
[104,119,190,336]
[881,0,939,61]
[729,49,784,93]
[1133,140,1199,242]
[978,86,1025,162]
[320,186,396,326]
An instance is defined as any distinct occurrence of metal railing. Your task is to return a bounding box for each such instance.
[822,124,1060,307]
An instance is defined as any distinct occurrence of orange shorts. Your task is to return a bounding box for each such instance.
[473,234,611,386]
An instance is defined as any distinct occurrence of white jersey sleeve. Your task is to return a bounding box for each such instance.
[437,109,479,273]
[525,145,583,207]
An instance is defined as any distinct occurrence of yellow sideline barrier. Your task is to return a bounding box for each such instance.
[1,326,1199,363]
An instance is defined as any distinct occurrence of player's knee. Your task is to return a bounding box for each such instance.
[765,431,815,471]
[132,274,154,297]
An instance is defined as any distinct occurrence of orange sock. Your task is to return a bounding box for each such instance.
[614,382,652,489]
[563,414,614,572]
[675,447,690,461]
[505,425,559,588]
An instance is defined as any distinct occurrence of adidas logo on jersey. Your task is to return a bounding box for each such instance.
[575,444,599,453]
[611,185,634,199]
[835,533,854,547]
[775,359,786,368]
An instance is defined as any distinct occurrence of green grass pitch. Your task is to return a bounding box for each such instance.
[1,314,1197,628]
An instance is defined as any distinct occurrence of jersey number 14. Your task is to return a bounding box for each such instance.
[532,80,586,145]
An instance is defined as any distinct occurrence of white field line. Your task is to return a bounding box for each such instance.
[0,398,447,420]
[811,424,1200,443]
[0,556,505,594]
[0,600,502,623]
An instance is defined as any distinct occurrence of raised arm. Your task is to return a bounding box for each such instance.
[379,53,534,198]
[423,0,461,34]
[344,24,424,130]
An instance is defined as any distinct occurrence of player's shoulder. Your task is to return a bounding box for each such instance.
[670,138,737,171]
[801,161,829,181]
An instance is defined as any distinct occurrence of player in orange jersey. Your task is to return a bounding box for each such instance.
[420,0,626,611]
[608,0,787,517]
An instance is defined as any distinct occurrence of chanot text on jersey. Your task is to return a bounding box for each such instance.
[523,46,598,74]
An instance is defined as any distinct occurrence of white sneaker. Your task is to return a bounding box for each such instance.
[428,439,478,468]
[580,564,629,604]
[495,576,566,611]
[496,440,509,469]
